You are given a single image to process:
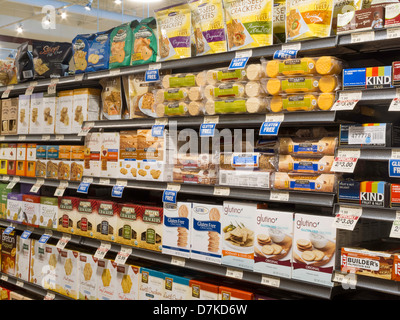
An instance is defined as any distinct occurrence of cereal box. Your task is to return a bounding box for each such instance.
[39,196,58,229]
[84,132,101,177]
[189,279,219,300]
[254,209,294,278]
[22,194,41,228]
[78,252,98,300]
[191,202,223,264]
[75,198,98,238]
[1,229,16,276]
[95,200,118,242]
[116,203,141,247]
[162,202,192,258]
[96,258,118,300]
[17,95,30,135]
[55,248,80,299]
[137,205,163,252]
[218,286,254,300]
[71,88,101,134]
[163,273,191,300]
[139,267,165,300]
[57,196,79,234]
[100,132,120,178]
[221,201,257,270]
[116,264,141,300]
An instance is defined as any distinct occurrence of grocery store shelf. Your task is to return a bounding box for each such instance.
[0,134,82,143]
[334,203,398,222]
[337,146,394,161]
[0,175,81,189]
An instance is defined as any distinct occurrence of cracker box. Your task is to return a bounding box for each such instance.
[119,130,137,180]
[26,143,37,178]
[136,160,173,182]
[78,252,99,300]
[35,145,47,178]
[29,239,46,287]
[71,88,101,134]
[7,97,18,135]
[6,143,17,176]
[221,201,257,270]
[218,286,254,300]
[0,183,11,219]
[70,145,85,181]
[55,248,80,299]
[0,144,8,175]
[29,93,43,134]
[46,145,59,179]
[6,193,23,223]
[23,194,41,227]
[16,143,27,176]
[115,264,141,300]
[43,244,58,291]
[96,258,118,300]
[139,267,165,300]
[58,145,71,180]
[39,196,58,229]
[163,273,191,300]
[162,202,192,258]
[100,132,120,178]
[338,180,390,207]
[189,279,219,300]
[15,236,31,282]
[137,205,163,252]
[390,183,400,207]
[191,202,223,264]
[116,203,141,247]
[17,95,30,135]
[136,128,176,162]
[1,99,10,135]
[95,200,118,242]
[84,132,101,177]
[55,90,73,134]
[42,93,56,134]
[292,213,336,287]
[57,196,79,234]
[254,209,294,279]
[1,229,16,276]
[75,198,98,238]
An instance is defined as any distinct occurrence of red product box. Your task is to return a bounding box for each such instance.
[390,183,400,207]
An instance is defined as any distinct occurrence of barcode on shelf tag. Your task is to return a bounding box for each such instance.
[331,91,362,111]
[331,148,360,173]
[351,31,375,43]
[54,181,68,197]
[348,125,386,145]
[235,49,252,59]
[154,118,168,126]
[109,68,120,76]
[44,292,56,300]
[391,149,400,159]
[94,242,111,260]
[333,205,362,230]
[30,178,44,193]
[203,115,219,124]
[116,179,128,186]
[167,183,181,192]
[388,89,400,111]
[1,85,13,98]
[56,233,71,250]
[42,135,51,141]
[171,256,186,267]
[261,275,280,288]
[99,178,110,185]
[213,186,230,196]
[387,27,400,39]
[389,211,400,238]
[148,63,162,70]
[55,134,64,140]
[25,81,38,95]
[270,190,289,202]
[83,177,94,183]
[226,268,243,279]
[18,135,26,141]
[115,246,132,265]
[332,271,357,289]
[48,78,59,94]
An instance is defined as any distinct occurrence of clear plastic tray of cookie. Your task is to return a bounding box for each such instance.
[277,154,335,174]
[155,100,205,117]
[205,64,263,85]
[204,97,271,115]
[278,136,338,156]
[204,81,266,100]
[269,92,337,113]
[271,172,338,193]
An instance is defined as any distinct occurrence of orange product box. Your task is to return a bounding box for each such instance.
[16,143,27,176]
[218,286,254,300]
[26,143,37,177]
[70,145,85,181]
[22,194,41,228]
[58,145,71,180]
[189,279,219,300]
[7,143,17,176]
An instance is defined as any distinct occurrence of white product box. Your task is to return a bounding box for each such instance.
[163,273,191,300]
[43,244,57,291]
[29,92,43,134]
[39,196,58,229]
[84,132,101,177]
[96,258,118,300]
[219,169,271,189]
[78,252,98,300]
[22,194,41,227]
[71,88,101,133]
[191,202,223,264]
[55,248,80,300]
[254,209,294,279]
[139,268,165,300]
[115,264,141,300]
[292,213,336,287]
[136,160,173,182]
[162,202,192,258]
[55,90,73,134]
[100,132,120,178]
[42,93,57,134]
[119,159,137,180]
[17,95,30,135]
[29,239,47,287]
[15,236,31,282]
[221,201,258,270]
[6,193,23,223]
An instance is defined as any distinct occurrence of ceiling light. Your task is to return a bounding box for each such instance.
[61,11,67,19]
[85,0,93,11]
[115,0,122,4]
[129,0,161,2]
[16,24,23,34]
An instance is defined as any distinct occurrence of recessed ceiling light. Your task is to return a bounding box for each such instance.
[85,0,93,11]
[115,0,122,4]
[16,24,23,34]
[61,11,67,19]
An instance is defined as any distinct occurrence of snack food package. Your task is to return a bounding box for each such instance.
[100,77,123,120]
[337,6,385,33]
[137,205,163,252]
[173,167,218,184]
[385,3,400,27]
[116,264,141,300]
[205,65,263,85]
[119,130,137,180]
[332,0,363,34]
[273,172,337,193]
[139,267,165,300]
[75,198,98,238]
[161,71,208,88]
[57,196,79,234]
[278,155,334,173]
[218,286,254,300]
[0,57,16,87]
[163,273,191,300]
[278,136,338,155]
[32,40,72,79]
[223,0,274,50]
[204,97,270,115]
[285,0,334,41]
[84,132,101,177]
[155,100,205,117]
[274,0,287,43]
[95,200,118,242]
[39,196,58,229]
[14,42,34,83]
[55,248,80,299]
[189,0,228,56]
[56,90,73,134]
[109,22,133,69]
[17,95,30,135]
[72,33,91,74]
[131,17,158,66]
[155,3,192,61]
[96,259,118,300]
[15,236,31,282]
[78,252,98,300]
[270,93,336,112]
[116,203,141,247]
[87,30,111,72]
[72,88,101,133]
[1,229,16,276]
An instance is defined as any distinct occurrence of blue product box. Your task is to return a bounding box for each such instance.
[343,68,366,89]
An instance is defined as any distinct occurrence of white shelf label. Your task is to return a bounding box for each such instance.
[56,233,71,250]
[25,81,38,96]
[94,242,111,260]
[331,91,362,111]
[235,49,252,58]
[18,135,26,141]
[99,178,110,185]
[332,271,357,289]
[226,267,243,279]
[203,115,219,124]
[333,205,362,230]
[30,178,44,193]
[281,42,301,51]
[78,121,95,136]
[55,134,64,141]
[109,68,120,76]
[74,74,84,81]
[6,176,20,189]
[115,246,132,265]
[213,186,230,196]
[171,256,186,267]
[16,280,24,288]
[148,63,162,70]
[166,183,181,192]
[351,31,375,43]
[270,190,289,202]
[390,211,400,238]
[261,275,280,288]
[44,292,56,300]
[42,134,51,141]
[331,148,360,173]
[54,181,68,197]
[154,118,168,126]
[48,78,59,94]
[389,89,400,111]
[387,27,400,39]
[1,85,13,98]
[1,274,8,281]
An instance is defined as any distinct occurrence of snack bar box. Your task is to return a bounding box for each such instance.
[339,123,400,147]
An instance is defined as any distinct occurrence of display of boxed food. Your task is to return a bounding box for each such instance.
[15,236,31,282]
[96,258,118,300]
[57,196,79,234]
[16,143,27,176]
[39,196,58,229]
[42,93,56,134]
[71,88,101,133]
[17,95,30,135]
[75,198,98,238]
[0,144,8,175]
[26,143,37,177]
[338,180,390,207]
[162,202,192,258]
[343,66,393,89]
[116,264,141,300]
[35,145,47,178]
[22,194,40,227]
[270,93,336,112]
[118,131,137,180]
[100,132,120,178]
[163,273,191,300]
[7,143,16,176]
[58,145,71,180]
[339,123,400,147]
[173,167,218,185]
[278,136,338,156]
[95,200,118,242]
[203,82,262,101]
[8,97,18,135]
[392,61,400,86]
[84,132,101,178]
[6,193,23,223]
[46,145,59,179]
[137,205,163,252]
[70,145,85,181]
[55,90,73,134]
[0,183,11,219]
[386,3,400,27]
[204,97,270,115]
[1,229,16,276]
[155,100,205,117]
[189,279,219,300]
[218,286,254,300]
[292,213,336,287]
[29,239,46,287]
[29,93,43,134]
[337,6,385,33]
[100,77,124,120]
[55,248,80,299]
[278,155,334,174]
[136,128,176,162]
[273,172,337,193]
[41,244,57,290]
[138,267,165,300]
[254,209,294,279]
[116,203,140,247]
[390,184,400,208]
[191,202,223,264]
[136,160,173,182]
[78,252,98,300]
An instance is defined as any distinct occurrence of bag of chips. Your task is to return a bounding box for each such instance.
[72,34,92,74]
[109,23,133,69]
[131,17,158,66]
[87,30,111,72]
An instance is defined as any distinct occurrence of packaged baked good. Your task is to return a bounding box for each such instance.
[155,3,192,61]
[32,40,72,79]
[14,42,34,83]
[72,33,91,74]
[100,77,123,120]
[205,65,262,85]
[155,100,203,117]
[278,136,338,156]
[270,93,336,112]
[87,30,111,72]
[273,172,337,192]
[205,97,270,115]
[285,0,334,41]
[223,0,273,50]
[189,0,228,56]
[109,22,133,69]
[219,152,277,171]
[173,167,218,184]
[175,153,218,170]
[274,0,287,43]
[278,155,334,173]
[332,0,363,34]
[161,72,207,89]
[131,17,157,66]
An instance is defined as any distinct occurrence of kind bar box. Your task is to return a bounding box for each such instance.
[162,202,192,258]
[78,252,98,300]
[55,248,80,299]
[189,279,219,300]
[116,264,141,300]
[17,95,30,135]
[116,203,141,247]
[292,213,336,287]
[338,181,390,207]
[191,202,223,264]
[137,205,163,252]
[339,123,400,147]
[39,196,58,229]
[221,201,257,270]
[75,198,98,238]
[95,200,118,242]
[57,196,79,234]
[84,132,101,177]
[254,209,294,279]
[365,66,393,89]
[218,286,254,300]
[139,267,165,300]
[96,259,118,300]
[163,273,191,300]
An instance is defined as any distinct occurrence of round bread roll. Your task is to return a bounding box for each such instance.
[156,104,165,117]
[316,56,342,75]
[188,101,203,116]
[270,96,283,113]
[265,60,280,78]
[317,93,335,110]
[245,81,262,97]
[155,89,165,104]
[204,85,215,100]
[246,97,264,113]
[277,155,293,172]
[246,64,262,80]
[196,71,208,86]
[318,75,338,93]
[206,70,217,85]
[162,75,171,89]
[205,100,216,115]
[266,78,282,95]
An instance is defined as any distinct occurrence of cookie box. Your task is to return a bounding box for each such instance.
[136,129,176,162]
[1,229,16,276]
[55,248,80,299]
[218,286,254,300]
[278,155,334,174]
[55,90,73,134]
[96,258,118,300]
[46,145,59,179]
[42,93,56,134]
[204,97,270,115]
[270,93,336,113]
[278,136,338,156]
[35,145,47,178]
[273,172,337,193]
[338,180,390,207]
[339,123,400,147]
[100,132,120,178]
[386,3,400,27]
[136,160,173,182]
[337,6,385,34]
[139,267,165,300]
[390,183,400,208]
[57,145,71,180]
[204,65,263,86]
[189,279,219,300]
[155,100,204,117]
[71,88,101,134]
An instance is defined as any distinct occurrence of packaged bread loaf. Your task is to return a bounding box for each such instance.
[155,88,189,103]
[205,97,269,115]
[156,100,203,117]
[204,82,245,100]
[162,71,207,88]
[219,153,277,171]
[278,136,338,156]
[173,167,218,185]
[270,93,336,112]
[278,155,334,173]
[205,64,262,85]
[273,172,337,193]
[175,153,218,170]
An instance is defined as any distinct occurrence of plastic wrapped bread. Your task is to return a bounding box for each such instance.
[270,93,336,112]
[278,136,338,156]
[155,100,205,117]
[174,153,218,170]
[205,64,262,85]
[205,97,270,115]
[278,155,334,173]
[219,152,277,171]
[161,71,208,88]
[272,172,337,193]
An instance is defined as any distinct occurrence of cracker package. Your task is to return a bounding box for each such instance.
[163,273,191,300]
[139,267,165,300]
[72,34,91,74]
[97,258,118,300]
[131,17,158,66]
[189,0,228,56]
[223,0,274,50]
[57,196,79,234]
[87,30,111,72]
[100,77,123,120]
[1,230,16,276]
[15,236,31,282]
[116,264,141,300]
[23,194,41,228]
[75,198,98,238]
[55,248,80,299]
[78,252,98,300]
[32,40,72,79]
[95,200,118,242]
[274,0,287,43]
[155,3,192,61]
[116,203,141,247]
[137,205,163,252]
[109,23,133,69]
[286,0,334,41]
[39,196,58,230]
[72,88,101,133]
[0,57,16,87]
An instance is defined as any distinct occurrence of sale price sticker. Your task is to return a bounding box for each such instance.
[389,211,400,239]
[333,206,362,230]
[331,149,360,173]
[331,91,362,111]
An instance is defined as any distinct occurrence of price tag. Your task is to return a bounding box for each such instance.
[226,267,243,279]
[259,114,284,136]
[115,246,132,265]
[48,78,59,94]
[333,205,362,230]
[78,121,95,137]
[18,135,26,141]
[74,73,84,81]
[167,183,181,192]
[77,181,91,194]
[331,91,362,111]
[44,292,56,300]
[6,176,20,189]
[94,242,111,260]
[83,177,94,183]
[332,271,357,289]
[390,211,400,238]
[155,118,168,126]
[2,175,9,181]
[42,134,51,141]
[30,178,44,193]
[109,68,120,76]
[387,27,400,39]
[4,225,15,235]
[270,190,289,202]
[149,63,162,70]
[1,85,13,99]
[261,275,280,288]
[389,89,400,111]
[331,149,360,173]
[171,256,186,267]
[151,124,165,137]
[21,230,32,240]
[351,31,375,43]
[281,42,301,51]
[213,186,230,196]
[55,134,64,141]
[16,280,24,288]
[54,181,68,197]
[39,231,52,244]
[25,81,38,96]
[145,69,160,82]
[1,274,8,281]
[99,178,110,185]
[56,234,71,249]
